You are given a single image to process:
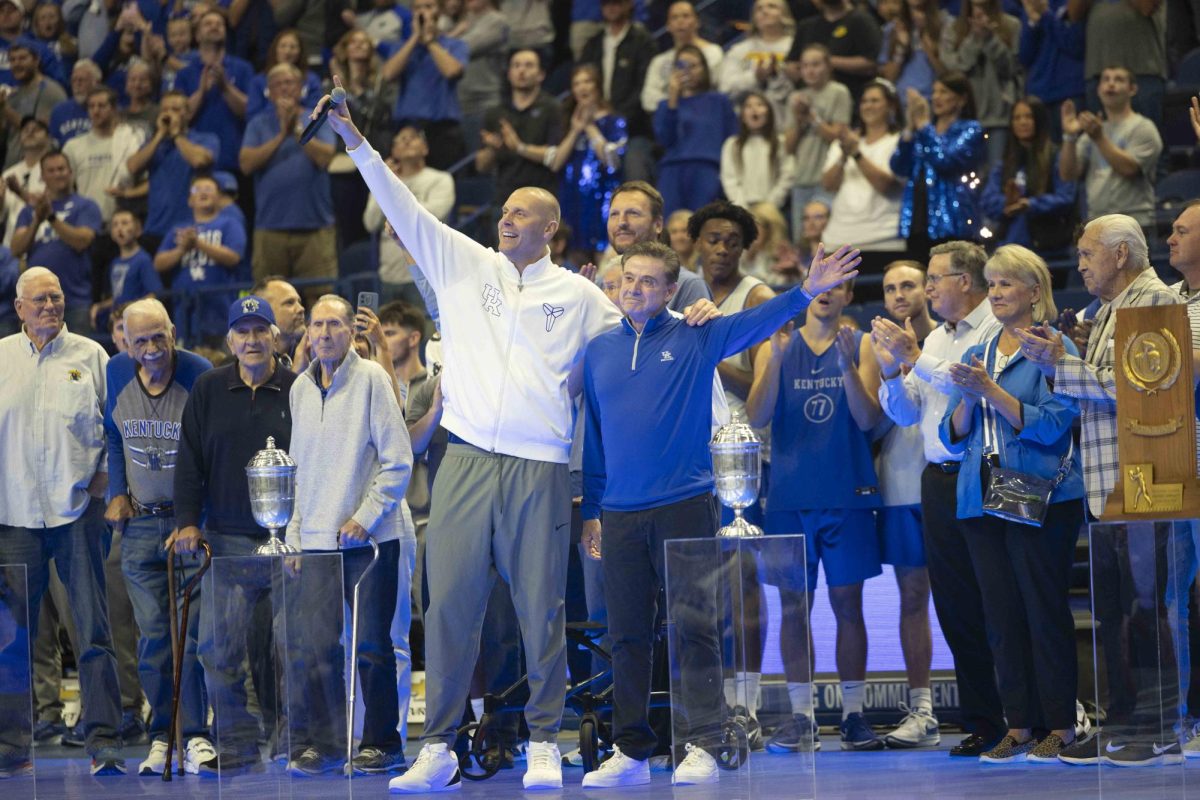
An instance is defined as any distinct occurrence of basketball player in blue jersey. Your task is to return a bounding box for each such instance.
[746,278,885,752]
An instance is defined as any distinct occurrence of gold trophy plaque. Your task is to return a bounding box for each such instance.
[1102,304,1200,519]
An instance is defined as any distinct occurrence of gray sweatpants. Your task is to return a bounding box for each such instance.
[422,442,571,747]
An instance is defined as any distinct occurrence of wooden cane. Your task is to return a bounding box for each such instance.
[163,541,212,781]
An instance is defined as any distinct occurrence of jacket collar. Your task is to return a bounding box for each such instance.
[305,347,360,394]
[500,250,555,283]
[620,307,673,336]
[226,355,287,391]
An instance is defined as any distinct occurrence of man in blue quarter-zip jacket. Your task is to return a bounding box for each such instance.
[579,239,861,789]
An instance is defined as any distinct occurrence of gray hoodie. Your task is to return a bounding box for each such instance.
[286,349,413,551]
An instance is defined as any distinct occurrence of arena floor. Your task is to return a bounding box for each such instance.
[17,733,1197,799]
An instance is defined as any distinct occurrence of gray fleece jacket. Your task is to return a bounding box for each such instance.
[286,349,413,551]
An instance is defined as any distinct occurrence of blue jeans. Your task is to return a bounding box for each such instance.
[298,540,403,754]
[389,537,417,746]
[0,498,122,753]
[1167,520,1200,718]
[121,515,207,742]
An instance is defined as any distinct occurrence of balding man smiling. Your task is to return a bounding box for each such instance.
[318,77,725,792]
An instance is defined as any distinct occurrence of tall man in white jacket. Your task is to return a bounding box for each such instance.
[317,77,710,792]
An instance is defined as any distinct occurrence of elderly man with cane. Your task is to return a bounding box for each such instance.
[283,294,413,776]
[102,298,213,776]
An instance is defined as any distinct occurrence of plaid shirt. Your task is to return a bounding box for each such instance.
[1053,269,1180,517]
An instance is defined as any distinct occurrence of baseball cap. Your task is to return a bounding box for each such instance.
[8,36,41,57]
[228,294,276,329]
[212,171,238,195]
[0,0,23,13]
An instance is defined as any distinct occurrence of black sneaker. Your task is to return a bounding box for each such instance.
[33,720,66,746]
[197,750,263,778]
[0,744,32,778]
[766,714,821,753]
[1104,740,1185,767]
[949,732,997,757]
[91,747,127,776]
[352,746,406,774]
[839,712,884,751]
[118,711,147,746]
[730,706,764,751]
[62,722,86,748]
[287,746,343,777]
[1057,731,1104,765]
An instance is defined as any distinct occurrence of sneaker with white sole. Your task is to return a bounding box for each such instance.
[91,747,127,776]
[766,714,820,753]
[672,743,718,785]
[388,742,461,793]
[1104,740,1185,767]
[523,741,562,790]
[884,704,940,748]
[139,740,169,776]
[581,746,650,788]
[1183,721,1200,759]
[185,737,217,775]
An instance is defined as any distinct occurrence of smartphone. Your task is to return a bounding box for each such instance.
[357,291,379,315]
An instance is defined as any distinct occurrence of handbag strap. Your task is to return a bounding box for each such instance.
[985,334,1075,489]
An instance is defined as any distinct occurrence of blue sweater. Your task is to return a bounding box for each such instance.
[582,286,813,519]
[1018,1,1085,105]
[653,92,738,167]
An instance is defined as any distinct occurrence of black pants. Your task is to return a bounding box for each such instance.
[962,498,1083,730]
[602,493,722,760]
[920,465,1006,740]
[1091,522,1181,740]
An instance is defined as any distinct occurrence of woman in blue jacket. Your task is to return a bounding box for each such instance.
[939,244,1084,766]
[980,97,1076,255]
[891,71,985,259]
[653,43,738,217]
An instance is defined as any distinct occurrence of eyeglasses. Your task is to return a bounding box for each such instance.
[22,293,64,306]
[925,272,964,287]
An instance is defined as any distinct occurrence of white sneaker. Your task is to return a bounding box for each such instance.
[884,703,940,748]
[581,746,650,788]
[523,741,562,790]
[1075,700,1093,741]
[672,743,718,786]
[1183,720,1200,759]
[388,743,461,793]
[184,736,216,775]
[139,739,169,776]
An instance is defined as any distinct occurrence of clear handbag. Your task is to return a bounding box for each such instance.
[977,337,1074,527]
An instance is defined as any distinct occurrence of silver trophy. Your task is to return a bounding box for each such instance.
[246,436,301,555]
[711,419,764,538]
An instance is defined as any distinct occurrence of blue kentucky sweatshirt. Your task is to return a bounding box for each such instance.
[582,284,815,519]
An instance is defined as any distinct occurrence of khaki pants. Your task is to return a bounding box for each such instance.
[251,227,337,303]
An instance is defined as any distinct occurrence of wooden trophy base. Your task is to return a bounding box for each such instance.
[1101,462,1200,521]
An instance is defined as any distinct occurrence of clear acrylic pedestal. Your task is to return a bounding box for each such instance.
[665,534,813,798]
[1088,520,1192,796]
[0,565,33,793]
[206,552,350,799]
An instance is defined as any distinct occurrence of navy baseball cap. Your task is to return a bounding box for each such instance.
[213,171,238,195]
[228,295,276,329]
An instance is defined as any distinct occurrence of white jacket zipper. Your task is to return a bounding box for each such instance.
[490,276,524,451]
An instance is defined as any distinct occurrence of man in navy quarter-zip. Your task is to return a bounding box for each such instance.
[316,78,724,793]
[579,239,860,789]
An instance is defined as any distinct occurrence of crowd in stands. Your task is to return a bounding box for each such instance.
[0,0,1191,346]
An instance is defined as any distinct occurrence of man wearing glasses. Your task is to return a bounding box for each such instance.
[870,242,1007,758]
[0,267,125,776]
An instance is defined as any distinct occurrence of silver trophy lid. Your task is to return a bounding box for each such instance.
[246,436,295,471]
[711,419,761,447]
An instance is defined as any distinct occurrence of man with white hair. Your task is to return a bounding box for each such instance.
[284,294,413,776]
[102,298,214,776]
[1019,214,1182,767]
[0,267,125,776]
[172,295,295,773]
[49,58,102,146]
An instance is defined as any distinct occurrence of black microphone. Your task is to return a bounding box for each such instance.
[299,86,346,145]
